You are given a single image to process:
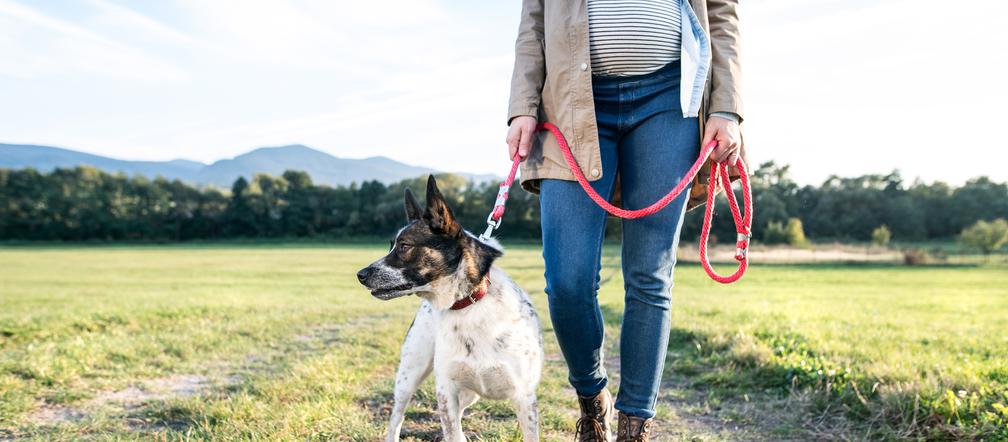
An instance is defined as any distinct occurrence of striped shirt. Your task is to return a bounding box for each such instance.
[588,0,682,77]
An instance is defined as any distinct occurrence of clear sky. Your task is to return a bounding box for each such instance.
[1,0,1006,185]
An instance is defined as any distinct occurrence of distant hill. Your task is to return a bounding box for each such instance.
[0,143,497,188]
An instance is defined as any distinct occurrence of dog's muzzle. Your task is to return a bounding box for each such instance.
[356,266,372,284]
[357,265,413,300]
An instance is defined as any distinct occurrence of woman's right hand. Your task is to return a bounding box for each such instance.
[505,116,537,161]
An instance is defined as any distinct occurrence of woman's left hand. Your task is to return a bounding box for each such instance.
[703,116,741,166]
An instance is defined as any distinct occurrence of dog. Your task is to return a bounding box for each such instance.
[357,175,544,442]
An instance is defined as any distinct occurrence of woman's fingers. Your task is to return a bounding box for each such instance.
[711,138,740,164]
[705,117,741,164]
[506,116,537,161]
[727,151,740,168]
[506,129,520,160]
[517,127,532,159]
[711,140,723,162]
[711,139,728,163]
[701,125,717,155]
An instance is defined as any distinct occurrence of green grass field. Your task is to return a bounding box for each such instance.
[1,245,1006,441]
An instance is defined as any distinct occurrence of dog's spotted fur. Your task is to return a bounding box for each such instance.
[357,176,544,441]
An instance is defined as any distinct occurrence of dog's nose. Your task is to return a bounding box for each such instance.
[356,267,372,284]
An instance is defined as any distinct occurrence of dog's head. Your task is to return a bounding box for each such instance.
[356,175,502,304]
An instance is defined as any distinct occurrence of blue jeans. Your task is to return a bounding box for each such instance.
[540,61,698,419]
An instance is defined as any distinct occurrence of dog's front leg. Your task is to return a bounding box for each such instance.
[386,302,436,442]
[513,392,540,441]
[436,382,466,442]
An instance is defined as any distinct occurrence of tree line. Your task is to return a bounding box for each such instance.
[1,163,1006,244]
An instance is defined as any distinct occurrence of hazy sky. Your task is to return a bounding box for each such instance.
[2,0,1006,185]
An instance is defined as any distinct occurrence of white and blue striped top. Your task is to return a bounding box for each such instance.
[588,0,682,77]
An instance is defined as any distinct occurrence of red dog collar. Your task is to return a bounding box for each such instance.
[450,275,490,310]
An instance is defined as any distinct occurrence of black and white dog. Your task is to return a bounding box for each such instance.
[357,176,544,442]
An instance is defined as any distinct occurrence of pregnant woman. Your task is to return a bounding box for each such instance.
[504,1,745,440]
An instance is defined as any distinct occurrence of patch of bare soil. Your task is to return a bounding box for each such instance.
[17,315,390,440]
[29,374,215,427]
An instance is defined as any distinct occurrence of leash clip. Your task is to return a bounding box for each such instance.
[478,184,510,242]
[478,212,501,242]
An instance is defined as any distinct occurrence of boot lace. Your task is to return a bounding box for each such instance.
[575,415,606,442]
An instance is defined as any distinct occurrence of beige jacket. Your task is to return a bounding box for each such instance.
[507,0,745,211]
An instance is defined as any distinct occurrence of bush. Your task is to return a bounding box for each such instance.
[871,225,891,248]
[903,248,929,265]
[763,221,788,245]
[959,219,1008,259]
[785,218,809,247]
[764,218,810,247]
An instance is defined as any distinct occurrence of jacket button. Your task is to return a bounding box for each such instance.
[580,62,588,71]
[590,168,600,177]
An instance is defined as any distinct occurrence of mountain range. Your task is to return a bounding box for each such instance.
[0,143,496,188]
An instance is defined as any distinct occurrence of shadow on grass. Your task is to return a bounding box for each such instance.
[599,303,800,395]
[358,380,438,440]
[134,402,208,434]
[359,378,537,441]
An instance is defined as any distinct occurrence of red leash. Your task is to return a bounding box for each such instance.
[479,122,752,284]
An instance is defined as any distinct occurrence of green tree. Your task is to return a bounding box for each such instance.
[785,218,809,247]
[281,170,317,236]
[224,177,258,237]
[872,225,892,248]
[251,174,289,236]
[750,161,799,241]
[950,178,1008,234]
[2,163,1006,244]
[763,221,787,245]
[868,224,892,258]
[959,219,1008,261]
[763,217,807,247]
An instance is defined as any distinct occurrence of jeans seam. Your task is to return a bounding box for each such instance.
[586,168,617,393]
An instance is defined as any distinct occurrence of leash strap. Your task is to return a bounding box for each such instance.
[479,155,522,241]
[480,122,752,284]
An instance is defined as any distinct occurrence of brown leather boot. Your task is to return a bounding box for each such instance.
[616,412,654,441]
[574,389,614,441]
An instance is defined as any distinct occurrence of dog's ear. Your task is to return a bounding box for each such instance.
[471,239,503,282]
[424,175,461,237]
[404,188,422,222]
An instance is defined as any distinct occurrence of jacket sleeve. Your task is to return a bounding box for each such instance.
[706,0,743,120]
[507,0,546,125]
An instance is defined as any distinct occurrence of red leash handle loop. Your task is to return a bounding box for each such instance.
[481,122,753,284]
[698,158,752,284]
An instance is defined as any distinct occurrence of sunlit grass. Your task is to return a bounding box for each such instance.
[0,245,1005,440]
[665,262,1008,439]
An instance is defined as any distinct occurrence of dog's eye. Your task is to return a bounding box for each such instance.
[397,243,412,254]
